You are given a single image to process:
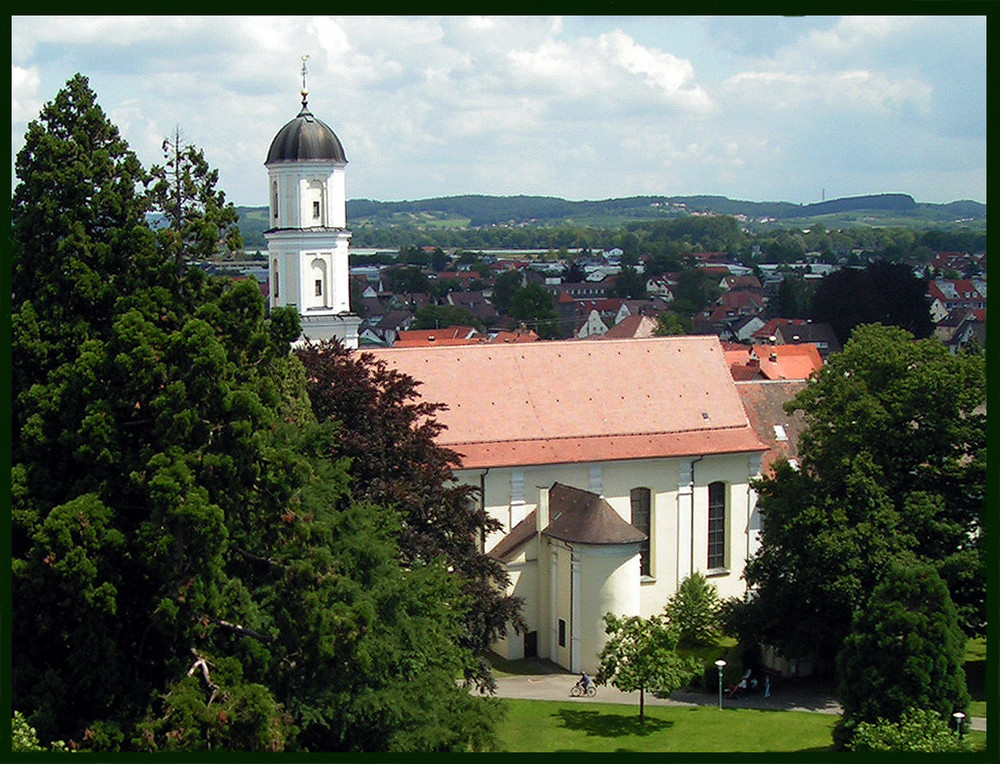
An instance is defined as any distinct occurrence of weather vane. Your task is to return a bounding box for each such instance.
[300,54,310,106]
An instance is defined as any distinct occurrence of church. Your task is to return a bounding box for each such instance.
[265,81,769,675]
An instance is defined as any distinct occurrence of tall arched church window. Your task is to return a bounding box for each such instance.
[707,481,727,571]
[272,259,279,299]
[631,487,652,577]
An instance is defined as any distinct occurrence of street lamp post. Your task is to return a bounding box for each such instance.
[953,712,966,739]
[715,659,727,710]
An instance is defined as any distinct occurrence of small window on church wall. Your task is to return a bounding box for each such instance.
[313,200,320,219]
[558,618,567,648]
[315,279,323,297]
[272,182,278,221]
[631,488,651,577]
[273,260,279,299]
[708,481,727,570]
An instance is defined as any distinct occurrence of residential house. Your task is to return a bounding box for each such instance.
[928,279,987,323]
[600,313,659,340]
[773,322,841,360]
[366,337,767,674]
[750,343,823,381]
[446,290,500,327]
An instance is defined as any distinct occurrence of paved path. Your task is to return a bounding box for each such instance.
[489,665,986,732]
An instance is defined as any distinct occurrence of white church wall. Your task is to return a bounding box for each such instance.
[468,449,758,670]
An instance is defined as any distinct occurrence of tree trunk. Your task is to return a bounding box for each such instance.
[639,684,645,726]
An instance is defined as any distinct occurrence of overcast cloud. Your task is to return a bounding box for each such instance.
[11,15,987,207]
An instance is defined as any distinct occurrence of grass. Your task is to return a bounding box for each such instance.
[495,699,988,753]
[965,636,987,718]
[484,652,556,678]
[496,699,838,753]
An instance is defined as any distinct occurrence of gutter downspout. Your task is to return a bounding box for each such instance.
[479,468,490,554]
[690,455,704,578]
[567,541,582,674]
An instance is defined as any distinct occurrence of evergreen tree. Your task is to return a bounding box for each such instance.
[11,74,498,753]
[833,556,970,749]
[149,126,244,272]
[664,573,721,647]
[11,73,156,393]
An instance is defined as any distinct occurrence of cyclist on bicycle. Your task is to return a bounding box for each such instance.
[580,672,593,691]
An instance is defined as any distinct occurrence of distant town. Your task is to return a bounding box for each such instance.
[207,197,986,368]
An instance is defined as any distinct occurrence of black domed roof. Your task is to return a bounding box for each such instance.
[266,103,346,164]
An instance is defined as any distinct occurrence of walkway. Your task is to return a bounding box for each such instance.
[488,662,986,732]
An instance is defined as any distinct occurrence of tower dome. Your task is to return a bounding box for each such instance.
[266,103,347,164]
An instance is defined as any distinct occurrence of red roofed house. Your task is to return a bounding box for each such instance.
[750,343,824,380]
[367,336,767,673]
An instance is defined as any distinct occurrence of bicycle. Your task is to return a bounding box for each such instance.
[570,680,597,697]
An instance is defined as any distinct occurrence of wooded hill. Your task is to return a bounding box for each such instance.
[235,193,985,250]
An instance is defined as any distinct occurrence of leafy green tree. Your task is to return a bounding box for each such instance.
[612,265,648,299]
[810,261,933,345]
[412,304,484,332]
[509,283,560,338]
[596,613,700,725]
[293,340,523,690]
[491,269,523,314]
[653,311,690,336]
[149,126,243,269]
[385,265,430,294]
[735,324,985,666]
[12,712,70,753]
[664,573,721,647]
[769,274,812,319]
[848,708,972,753]
[833,556,970,749]
[672,267,720,317]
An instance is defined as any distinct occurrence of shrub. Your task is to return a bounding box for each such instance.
[848,708,971,753]
[665,573,721,647]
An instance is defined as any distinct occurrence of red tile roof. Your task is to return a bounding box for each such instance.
[367,336,766,469]
[751,343,823,380]
[601,314,658,339]
[736,380,808,473]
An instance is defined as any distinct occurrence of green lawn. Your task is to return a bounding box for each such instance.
[496,699,838,753]
[965,636,987,718]
[495,699,987,753]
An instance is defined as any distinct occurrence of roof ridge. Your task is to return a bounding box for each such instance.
[446,423,758,447]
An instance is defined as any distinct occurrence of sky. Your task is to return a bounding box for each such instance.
[11,15,988,208]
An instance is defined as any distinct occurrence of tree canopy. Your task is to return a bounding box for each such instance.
[733,324,985,666]
[596,613,700,725]
[11,73,502,753]
[833,555,969,749]
[293,340,523,688]
[810,261,933,345]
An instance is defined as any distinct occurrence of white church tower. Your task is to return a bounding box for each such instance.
[265,59,359,348]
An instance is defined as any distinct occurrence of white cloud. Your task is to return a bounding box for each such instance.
[11,65,41,123]
[9,15,986,205]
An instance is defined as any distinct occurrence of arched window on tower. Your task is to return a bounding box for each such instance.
[272,259,279,299]
[310,257,328,308]
[707,481,727,571]
[306,180,325,226]
[272,181,279,222]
